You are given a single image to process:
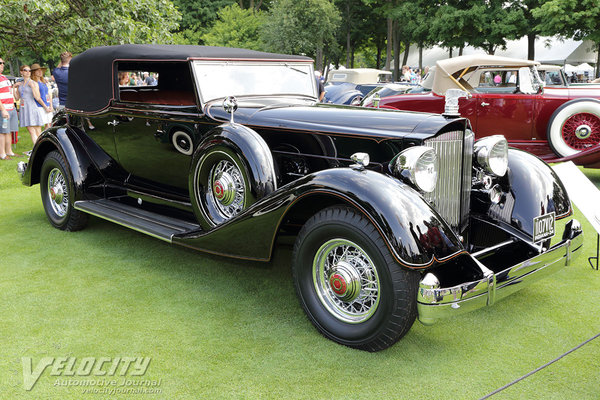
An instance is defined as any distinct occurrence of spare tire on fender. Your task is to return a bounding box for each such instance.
[189,123,277,230]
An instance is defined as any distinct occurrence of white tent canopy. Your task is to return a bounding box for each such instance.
[398,36,598,69]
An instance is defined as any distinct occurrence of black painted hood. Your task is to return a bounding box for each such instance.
[205,99,466,141]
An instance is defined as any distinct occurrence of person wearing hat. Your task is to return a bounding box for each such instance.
[31,63,53,129]
[13,64,50,145]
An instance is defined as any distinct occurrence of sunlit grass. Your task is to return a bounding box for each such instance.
[1,129,599,399]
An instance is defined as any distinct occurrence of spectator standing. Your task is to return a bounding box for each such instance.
[52,51,72,111]
[13,64,49,145]
[314,70,325,101]
[0,55,20,160]
[31,64,53,129]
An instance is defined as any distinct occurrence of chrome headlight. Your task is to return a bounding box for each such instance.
[392,146,438,193]
[474,135,508,177]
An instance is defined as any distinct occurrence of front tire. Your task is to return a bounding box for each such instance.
[40,150,88,231]
[547,99,600,157]
[292,206,419,351]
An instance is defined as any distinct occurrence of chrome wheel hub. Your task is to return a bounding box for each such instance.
[47,168,68,217]
[575,124,592,139]
[313,239,380,323]
[213,171,236,206]
[328,261,361,302]
[209,159,245,219]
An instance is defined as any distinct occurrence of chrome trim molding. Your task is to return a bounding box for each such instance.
[417,219,583,325]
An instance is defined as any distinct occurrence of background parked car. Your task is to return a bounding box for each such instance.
[366,55,600,167]
[324,68,395,105]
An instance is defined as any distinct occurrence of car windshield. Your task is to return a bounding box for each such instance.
[192,61,317,103]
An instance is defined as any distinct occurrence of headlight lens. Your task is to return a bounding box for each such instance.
[393,146,438,193]
[474,135,508,177]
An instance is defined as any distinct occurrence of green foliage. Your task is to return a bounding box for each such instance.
[170,0,236,39]
[202,4,265,50]
[0,0,181,60]
[262,0,341,57]
[533,0,600,43]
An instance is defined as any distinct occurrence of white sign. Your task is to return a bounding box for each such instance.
[552,161,600,234]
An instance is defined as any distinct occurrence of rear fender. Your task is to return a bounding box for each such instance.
[22,127,104,201]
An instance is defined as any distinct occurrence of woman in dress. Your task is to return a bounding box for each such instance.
[13,64,50,145]
[31,63,53,129]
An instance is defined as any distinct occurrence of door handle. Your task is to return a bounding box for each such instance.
[107,120,119,126]
[481,102,490,107]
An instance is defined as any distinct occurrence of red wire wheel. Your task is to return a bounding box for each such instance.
[561,112,600,151]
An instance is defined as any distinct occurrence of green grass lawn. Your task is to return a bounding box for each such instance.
[1,130,600,399]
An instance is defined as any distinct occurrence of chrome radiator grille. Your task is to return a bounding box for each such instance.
[423,130,473,231]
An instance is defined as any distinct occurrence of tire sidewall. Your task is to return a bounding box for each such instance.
[40,151,74,229]
[293,216,396,345]
[548,99,600,157]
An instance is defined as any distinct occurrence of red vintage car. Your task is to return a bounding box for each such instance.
[367,55,600,168]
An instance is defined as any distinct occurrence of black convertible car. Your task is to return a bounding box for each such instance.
[18,45,583,351]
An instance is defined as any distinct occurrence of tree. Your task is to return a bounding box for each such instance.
[202,4,265,50]
[508,0,543,60]
[262,0,341,71]
[0,0,181,65]
[533,0,600,78]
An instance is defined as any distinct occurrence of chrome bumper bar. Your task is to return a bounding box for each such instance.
[417,219,584,325]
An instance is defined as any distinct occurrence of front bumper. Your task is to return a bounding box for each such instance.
[417,219,584,325]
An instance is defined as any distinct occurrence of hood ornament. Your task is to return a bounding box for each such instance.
[223,96,238,124]
[443,89,470,117]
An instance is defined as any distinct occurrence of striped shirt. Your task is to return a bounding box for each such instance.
[0,75,15,111]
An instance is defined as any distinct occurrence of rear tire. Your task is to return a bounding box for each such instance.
[292,206,419,351]
[40,150,88,231]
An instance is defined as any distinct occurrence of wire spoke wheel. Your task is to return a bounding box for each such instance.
[47,168,69,218]
[40,150,88,231]
[292,206,418,351]
[313,239,380,323]
[209,159,246,219]
[561,112,600,150]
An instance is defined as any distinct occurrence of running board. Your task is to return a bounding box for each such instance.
[74,199,201,242]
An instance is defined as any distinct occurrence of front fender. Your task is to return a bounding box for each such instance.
[476,149,572,241]
[175,168,465,267]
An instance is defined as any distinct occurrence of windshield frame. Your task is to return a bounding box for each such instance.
[191,60,318,107]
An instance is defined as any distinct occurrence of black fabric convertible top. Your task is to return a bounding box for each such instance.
[66,44,312,113]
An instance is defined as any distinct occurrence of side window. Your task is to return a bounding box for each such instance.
[478,70,518,93]
[117,62,196,106]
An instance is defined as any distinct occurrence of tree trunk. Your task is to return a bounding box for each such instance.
[346,31,351,67]
[393,25,401,80]
[459,46,464,56]
[386,17,393,70]
[597,42,600,79]
[527,33,536,60]
[345,1,351,68]
[418,44,423,70]
[376,44,382,70]
[351,48,355,68]
[402,40,409,67]
[449,47,453,58]
[316,46,323,72]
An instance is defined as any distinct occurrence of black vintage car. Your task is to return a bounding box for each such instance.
[18,45,583,351]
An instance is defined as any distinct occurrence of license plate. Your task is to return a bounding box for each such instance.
[533,212,555,242]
